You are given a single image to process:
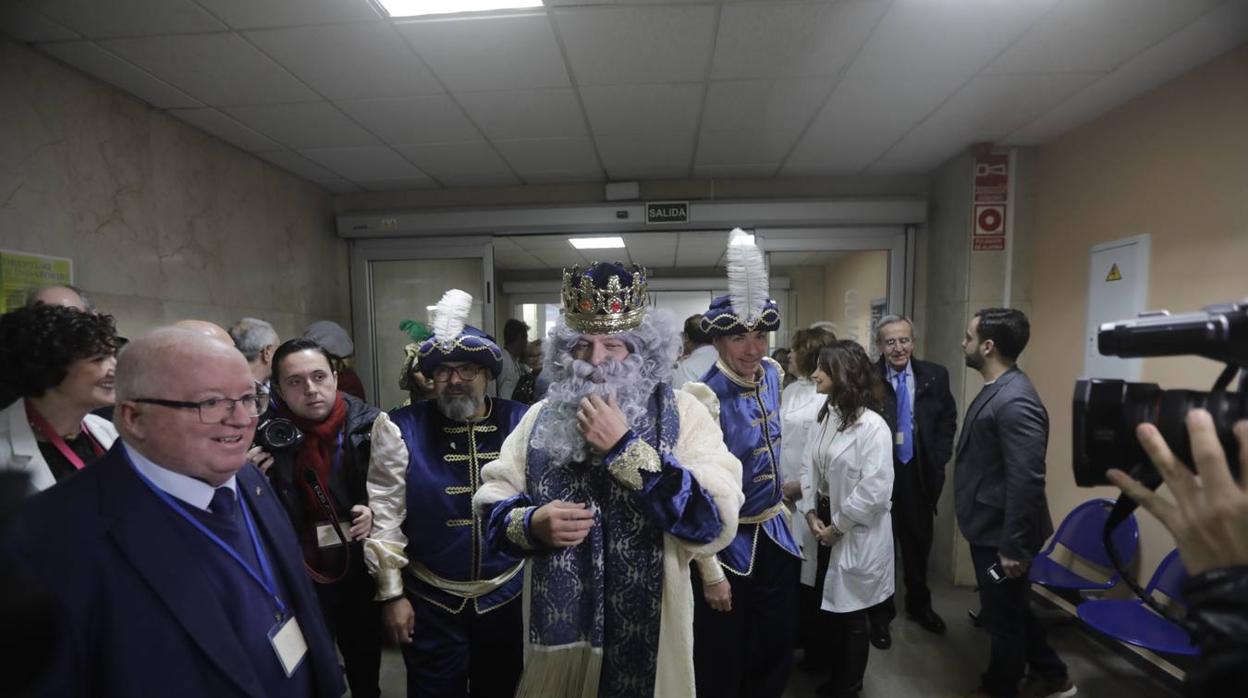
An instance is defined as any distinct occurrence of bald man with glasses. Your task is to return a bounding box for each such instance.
[3,327,343,698]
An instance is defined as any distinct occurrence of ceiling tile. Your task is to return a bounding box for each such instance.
[245,23,440,100]
[1,4,77,41]
[783,75,964,175]
[595,132,693,179]
[869,72,1101,174]
[194,0,381,29]
[28,0,225,38]
[693,163,781,179]
[102,33,319,105]
[620,233,676,267]
[225,102,379,149]
[169,107,281,152]
[1005,0,1248,145]
[255,149,341,182]
[701,79,833,133]
[493,137,601,179]
[395,141,512,178]
[712,1,887,80]
[39,40,202,109]
[316,178,365,194]
[359,177,438,191]
[988,0,1224,74]
[439,172,522,188]
[300,145,428,182]
[580,83,702,135]
[555,5,716,85]
[457,89,587,140]
[336,95,479,145]
[696,130,799,166]
[847,0,1057,79]
[395,12,570,92]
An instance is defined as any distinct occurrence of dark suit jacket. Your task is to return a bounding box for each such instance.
[953,367,1054,562]
[877,357,958,508]
[2,444,345,698]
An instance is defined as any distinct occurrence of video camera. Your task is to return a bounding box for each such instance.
[1073,300,1248,488]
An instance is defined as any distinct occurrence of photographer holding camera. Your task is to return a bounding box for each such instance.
[1108,412,1248,696]
[259,337,383,698]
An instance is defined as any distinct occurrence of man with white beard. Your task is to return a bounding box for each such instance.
[474,261,744,698]
[364,290,529,698]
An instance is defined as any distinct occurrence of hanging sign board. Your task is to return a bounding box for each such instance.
[646,201,689,225]
[0,249,74,312]
[971,152,1009,252]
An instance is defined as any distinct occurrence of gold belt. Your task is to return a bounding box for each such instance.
[738,501,788,526]
[407,560,524,599]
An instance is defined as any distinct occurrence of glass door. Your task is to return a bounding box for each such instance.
[349,236,493,410]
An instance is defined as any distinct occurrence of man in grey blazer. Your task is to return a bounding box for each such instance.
[954,308,1074,698]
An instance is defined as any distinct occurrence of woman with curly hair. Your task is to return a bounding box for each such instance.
[0,304,120,492]
[798,340,895,698]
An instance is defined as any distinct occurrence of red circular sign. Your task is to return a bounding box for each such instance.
[978,207,1002,233]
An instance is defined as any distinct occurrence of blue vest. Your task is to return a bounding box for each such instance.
[390,398,528,613]
[701,358,801,574]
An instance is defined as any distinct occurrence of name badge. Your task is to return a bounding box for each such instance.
[316,520,352,548]
[269,615,308,677]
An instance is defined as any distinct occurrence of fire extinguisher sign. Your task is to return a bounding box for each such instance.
[972,152,1009,252]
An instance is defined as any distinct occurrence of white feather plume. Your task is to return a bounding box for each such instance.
[725,228,768,323]
[431,289,473,345]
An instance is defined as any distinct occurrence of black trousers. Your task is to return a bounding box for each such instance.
[824,608,870,697]
[969,545,1068,697]
[868,458,934,626]
[693,534,800,698]
[401,593,523,698]
[314,555,383,698]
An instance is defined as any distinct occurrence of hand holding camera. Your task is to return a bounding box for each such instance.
[1108,410,1248,576]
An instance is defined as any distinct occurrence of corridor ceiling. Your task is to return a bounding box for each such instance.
[5,0,1245,193]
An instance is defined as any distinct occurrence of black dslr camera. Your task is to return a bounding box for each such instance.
[1073,300,1248,487]
[255,417,305,452]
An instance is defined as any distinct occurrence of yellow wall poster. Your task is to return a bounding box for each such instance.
[0,249,74,313]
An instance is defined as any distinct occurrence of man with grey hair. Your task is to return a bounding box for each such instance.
[230,317,280,388]
[24,284,92,312]
[2,327,343,697]
[866,314,958,646]
[473,261,743,697]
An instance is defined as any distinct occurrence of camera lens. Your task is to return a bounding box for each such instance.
[1074,379,1245,486]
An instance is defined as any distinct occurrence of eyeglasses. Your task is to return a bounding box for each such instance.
[881,337,913,349]
[432,364,483,382]
[134,394,263,423]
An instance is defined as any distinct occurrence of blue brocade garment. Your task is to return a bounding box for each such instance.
[390,398,529,612]
[701,359,801,575]
[483,383,724,697]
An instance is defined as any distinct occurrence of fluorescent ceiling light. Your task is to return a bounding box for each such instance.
[377,0,543,18]
[568,236,626,250]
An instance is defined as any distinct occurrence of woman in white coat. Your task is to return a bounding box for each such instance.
[799,340,895,698]
[779,326,840,664]
[0,303,119,493]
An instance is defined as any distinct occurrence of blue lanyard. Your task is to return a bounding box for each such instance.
[330,429,345,475]
[127,458,287,619]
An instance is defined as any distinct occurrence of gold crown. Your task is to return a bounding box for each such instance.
[560,262,649,333]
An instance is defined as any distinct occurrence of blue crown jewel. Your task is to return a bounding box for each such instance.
[561,261,650,334]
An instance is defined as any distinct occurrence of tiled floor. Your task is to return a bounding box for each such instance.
[363,582,1184,698]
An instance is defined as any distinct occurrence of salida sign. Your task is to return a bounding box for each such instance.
[646,201,689,225]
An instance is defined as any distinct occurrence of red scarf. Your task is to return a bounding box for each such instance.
[284,392,349,515]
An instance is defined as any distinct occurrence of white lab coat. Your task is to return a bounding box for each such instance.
[781,378,824,586]
[671,344,718,389]
[798,408,895,613]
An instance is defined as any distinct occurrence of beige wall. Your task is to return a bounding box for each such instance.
[0,39,350,342]
[781,265,827,335]
[1029,43,1248,583]
[822,251,888,349]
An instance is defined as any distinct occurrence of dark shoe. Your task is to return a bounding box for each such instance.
[796,653,821,671]
[967,608,983,627]
[1021,675,1077,698]
[816,680,860,698]
[952,688,992,698]
[868,622,891,650]
[907,608,947,635]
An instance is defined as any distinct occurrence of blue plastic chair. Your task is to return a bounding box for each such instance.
[1076,549,1199,656]
[1028,498,1139,590]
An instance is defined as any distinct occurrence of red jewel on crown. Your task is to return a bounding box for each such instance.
[579,299,594,312]
[608,298,623,312]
